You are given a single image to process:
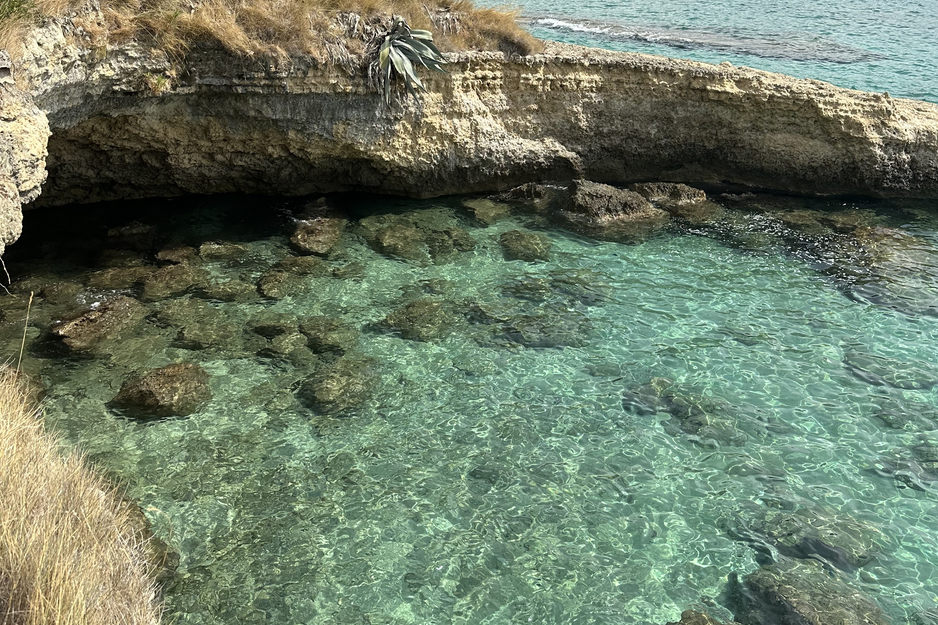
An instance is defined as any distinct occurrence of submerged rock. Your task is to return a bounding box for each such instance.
[156,299,246,352]
[51,296,147,353]
[732,558,889,625]
[110,363,212,419]
[107,221,157,251]
[872,397,938,431]
[140,263,210,302]
[272,255,330,276]
[728,505,879,572]
[124,500,179,584]
[257,270,311,299]
[86,265,153,291]
[290,210,346,256]
[198,241,250,260]
[373,224,428,262]
[462,198,511,225]
[384,299,459,342]
[499,230,551,262]
[299,316,359,353]
[844,349,938,390]
[297,357,376,415]
[156,245,198,264]
[622,378,752,446]
[666,611,740,625]
[195,279,258,303]
[552,180,670,238]
[359,209,476,264]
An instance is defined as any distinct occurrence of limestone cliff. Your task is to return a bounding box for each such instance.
[9,10,938,212]
[0,52,49,255]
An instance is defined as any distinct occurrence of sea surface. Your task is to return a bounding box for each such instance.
[488,0,938,103]
[3,191,938,624]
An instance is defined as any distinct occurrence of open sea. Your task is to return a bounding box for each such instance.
[2,3,937,624]
[497,0,938,103]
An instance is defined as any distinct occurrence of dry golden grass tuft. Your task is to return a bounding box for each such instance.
[0,364,161,625]
[1,0,541,61]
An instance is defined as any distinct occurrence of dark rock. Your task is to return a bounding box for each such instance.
[156,299,245,352]
[425,228,476,263]
[385,299,458,342]
[155,246,198,264]
[140,263,210,302]
[499,230,551,262]
[844,349,938,390]
[732,507,879,572]
[631,182,707,206]
[818,209,877,233]
[622,379,750,446]
[373,224,429,262]
[333,262,366,279]
[95,249,149,268]
[107,221,157,251]
[50,296,148,353]
[499,310,590,348]
[291,212,346,256]
[496,182,557,212]
[195,279,258,303]
[462,198,511,225]
[40,281,83,305]
[666,610,739,625]
[257,270,311,299]
[250,312,297,338]
[272,255,330,276]
[110,363,212,419]
[297,357,376,415]
[774,209,828,235]
[554,180,670,235]
[124,500,179,585]
[732,559,889,625]
[198,241,250,260]
[86,265,153,290]
[299,317,359,353]
[873,398,938,431]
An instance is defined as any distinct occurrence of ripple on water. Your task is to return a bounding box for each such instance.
[2,193,938,623]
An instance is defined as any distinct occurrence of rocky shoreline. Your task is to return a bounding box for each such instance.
[0,7,937,255]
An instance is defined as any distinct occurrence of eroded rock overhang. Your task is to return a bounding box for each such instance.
[2,12,938,247]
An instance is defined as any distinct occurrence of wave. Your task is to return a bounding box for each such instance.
[522,16,886,65]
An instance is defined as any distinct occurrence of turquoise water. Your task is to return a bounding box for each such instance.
[3,193,938,623]
[490,0,938,103]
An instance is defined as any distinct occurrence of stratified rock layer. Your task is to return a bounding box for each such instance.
[10,10,938,213]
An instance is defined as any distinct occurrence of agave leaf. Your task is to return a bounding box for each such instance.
[389,46,424,91]
[401,37,443,63]
[409,29,433,38]
[379,37,391,70]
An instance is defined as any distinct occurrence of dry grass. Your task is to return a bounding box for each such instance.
[1,0,541,62]
[0,364,161,625]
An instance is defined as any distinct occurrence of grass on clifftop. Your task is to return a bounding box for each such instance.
[0,365,161,625]
[0,0,541,62]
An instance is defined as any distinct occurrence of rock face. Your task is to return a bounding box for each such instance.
[110,363,212,419]
[9,11,938,216]
[0,8,934,257]
[0,51,50,255]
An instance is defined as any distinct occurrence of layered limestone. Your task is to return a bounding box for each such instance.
[6,9,938,215]
[0,52,49,255]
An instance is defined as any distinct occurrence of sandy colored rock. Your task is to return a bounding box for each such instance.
[499,230,551,262]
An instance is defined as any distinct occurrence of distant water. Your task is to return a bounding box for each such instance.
[489,0,938,102]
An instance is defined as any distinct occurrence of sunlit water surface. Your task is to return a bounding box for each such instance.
[4,194,938,624]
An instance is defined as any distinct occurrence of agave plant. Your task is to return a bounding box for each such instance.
[378,17,447,104]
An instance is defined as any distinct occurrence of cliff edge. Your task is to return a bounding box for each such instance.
[4,11,938,217]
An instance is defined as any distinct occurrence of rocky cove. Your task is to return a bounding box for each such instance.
[2,6,938,625]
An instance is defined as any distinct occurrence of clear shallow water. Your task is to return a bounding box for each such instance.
[486,0,938,103]
[3,193,938,623]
